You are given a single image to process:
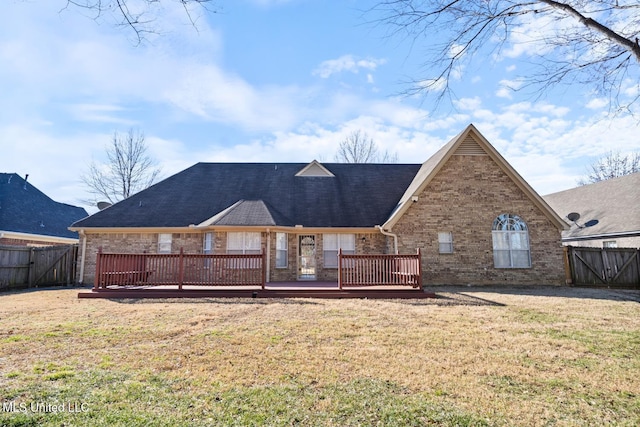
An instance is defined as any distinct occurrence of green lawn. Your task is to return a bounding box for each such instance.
[1,286,639,426]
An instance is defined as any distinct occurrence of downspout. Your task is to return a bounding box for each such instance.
[78,230,87,284]
[376,225,398,255]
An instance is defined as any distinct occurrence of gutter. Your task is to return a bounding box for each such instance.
[376,225,398,254]
[562,229,640,243]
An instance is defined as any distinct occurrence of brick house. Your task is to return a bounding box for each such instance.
[70,124,567,286]
[1,173,88,246]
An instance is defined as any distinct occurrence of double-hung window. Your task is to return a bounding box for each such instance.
[276,233,288,268]
[227,232,261,254]
[323,234,355,268]
[203,232,213,254]
[158,233,172,253]
[492,214,531,268]
[438,232,454,254]
[203,232,213,268]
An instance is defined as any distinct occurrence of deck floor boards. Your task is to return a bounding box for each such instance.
[78,282,436,299]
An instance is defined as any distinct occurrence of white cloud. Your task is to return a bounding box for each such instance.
[500,14,557,59]
[453,97,482,111]
[585,98,609,110]
[416,78,447,93]
[496,79,523,99]
[312,55,387,78]
[67,104,136,124]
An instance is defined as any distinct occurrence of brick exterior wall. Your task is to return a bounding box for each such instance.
[79,232,204,284]
[392,155,565,285]
[80,231,388,284]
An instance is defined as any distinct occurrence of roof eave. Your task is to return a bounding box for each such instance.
[0,230,79,244]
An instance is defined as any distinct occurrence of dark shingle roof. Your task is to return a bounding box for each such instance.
[0,173,89,239]
[71,162,422,228]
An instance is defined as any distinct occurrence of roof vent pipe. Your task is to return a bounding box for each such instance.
[376,225,398,255]
[23,174,29,189]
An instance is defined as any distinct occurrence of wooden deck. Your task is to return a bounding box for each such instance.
[77,282,437,299]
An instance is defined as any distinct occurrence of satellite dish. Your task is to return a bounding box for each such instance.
[97,201,112,210]
[584,219,599,227]
[567,212,581,222]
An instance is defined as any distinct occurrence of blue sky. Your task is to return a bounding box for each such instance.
[2,0,639,213]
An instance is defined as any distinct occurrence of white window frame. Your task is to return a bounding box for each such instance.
[158,233,172,254]
[438,232,454,254]
[275,232,288,268]
[323,234,355,268]
[227,232,261,254]
[202,232,213,268]
[492,214,531,268]
[203,232,213,254]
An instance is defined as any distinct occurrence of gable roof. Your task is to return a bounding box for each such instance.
[70,163,422,229]
[198,200,278,227]
[382,124,567,231]
[543,172,640,242]
[0,173,89,241]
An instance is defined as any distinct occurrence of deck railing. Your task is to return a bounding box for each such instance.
[338,248,422,288]
[94,248,266,289]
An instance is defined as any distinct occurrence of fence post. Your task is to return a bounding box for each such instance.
[26,247,35,288]
[178,247,184,290]
[563,246,573,286]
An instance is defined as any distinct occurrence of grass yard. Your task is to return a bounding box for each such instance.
[0,286,639,426]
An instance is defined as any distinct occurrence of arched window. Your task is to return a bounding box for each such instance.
[492,214,531,268]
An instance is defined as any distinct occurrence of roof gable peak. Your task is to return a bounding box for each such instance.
[453,131,487,156]
[295,160,335,177]
[382,123,567,231]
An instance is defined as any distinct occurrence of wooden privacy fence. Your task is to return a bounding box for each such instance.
[0,244,78,290]
[338,248,422,288]
[566,246,639,288]
[95,248,266,289]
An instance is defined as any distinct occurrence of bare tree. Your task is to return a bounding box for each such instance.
[62,0,218,44]
[370,1,640,112]
[578,150,640,185]
[82,129,161,205]
[334,130,399,163]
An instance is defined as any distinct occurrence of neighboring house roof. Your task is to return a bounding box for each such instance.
[70,162,422,229]
[0,173,89,242]
[543,172,640,242]
[383,124,567,231]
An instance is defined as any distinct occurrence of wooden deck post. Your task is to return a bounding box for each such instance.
[417,248,423,288]
[178,247,184,290]
[94,247,102,290]
[262,251,266,289]
[338,248,343,290]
